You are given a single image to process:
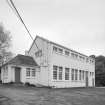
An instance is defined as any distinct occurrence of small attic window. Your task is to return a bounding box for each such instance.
[35,50,42,57]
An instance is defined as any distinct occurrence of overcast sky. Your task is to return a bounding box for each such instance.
[0,0,105,56]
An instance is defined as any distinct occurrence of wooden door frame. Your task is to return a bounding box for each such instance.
[15,67,21,83]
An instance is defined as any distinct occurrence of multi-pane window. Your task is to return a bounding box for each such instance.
[71,53,78,59]
[32,69,35,77]
[53,46,57,52]
[75,69,78,80]
[65,51,69,56]
[81,70,84,80]
[35,50,42,57]
[79,56,85,61]
[83,71,85,80]
[90,72,92,76]
[59,67,63,80]
[86,71,88,78]
[71,69,74,80]
[53,65,57,80]
[65,68,69,80]
[26,68,30,76]
[79,70,82,80]
[92,72,94,77]
[58,48,63,54]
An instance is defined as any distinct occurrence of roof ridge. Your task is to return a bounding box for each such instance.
[34,35,90,58]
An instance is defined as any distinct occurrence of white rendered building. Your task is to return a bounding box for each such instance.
[27,36,95,88]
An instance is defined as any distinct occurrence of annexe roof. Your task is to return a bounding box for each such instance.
[29,35,94,59]
[3,54,38,67]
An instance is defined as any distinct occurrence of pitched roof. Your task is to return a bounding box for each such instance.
[3,54,38,67]
[29,35,93,59]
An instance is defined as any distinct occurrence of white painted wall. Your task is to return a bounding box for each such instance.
[48,43,95,88]
[28,36,95,88]
[1,64,40,85]
[21,65,40,84]
[28,36,51,86]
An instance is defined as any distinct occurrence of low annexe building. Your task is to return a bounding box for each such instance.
[27,36,95,88]
[1,54,40,84]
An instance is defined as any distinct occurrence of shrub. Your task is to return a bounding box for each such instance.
[24,82,30,86]
[9,81,14,84]
[0,80,2,84]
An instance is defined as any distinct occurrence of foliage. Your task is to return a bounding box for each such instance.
[95,55,105,86]
[24,82,31,86]
[24,82,36,87]
[0,23,12,65]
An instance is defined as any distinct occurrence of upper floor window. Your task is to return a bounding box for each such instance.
[79,56,85,61]
[53,46,57,52]
[71,53,78,58]
[58,48,63,54]
[65,51,69,56]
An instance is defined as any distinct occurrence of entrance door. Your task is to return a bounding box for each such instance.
[15,67,21,83]
[0,67,1,81]
[92,78,94,87]
[86,71,88,87]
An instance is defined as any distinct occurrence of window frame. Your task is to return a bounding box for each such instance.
[53,46,58,52]
[58,67,63,80]
[53,65,58,80]
[26,68,31,77]
[65,51,69,56]
[79,70,82,80]
[65,68,69,80]
[75,69,78,80]
[32,69,36,77]
[58,48,63,54]
[71,69,74,80]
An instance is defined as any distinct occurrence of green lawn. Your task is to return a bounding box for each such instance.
[0,85,105,105]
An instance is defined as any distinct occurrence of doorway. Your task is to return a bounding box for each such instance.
[86,71,88,87]
[15,67,21,83]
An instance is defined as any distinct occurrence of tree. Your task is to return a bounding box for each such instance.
[0,23,12,65]
[95,55,105,86]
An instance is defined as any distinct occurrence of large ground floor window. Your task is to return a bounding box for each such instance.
[26,68,36,77]
[53,65,94,81]
[53,66,57,80]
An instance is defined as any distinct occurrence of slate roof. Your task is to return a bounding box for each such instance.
[3,54,38,67]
